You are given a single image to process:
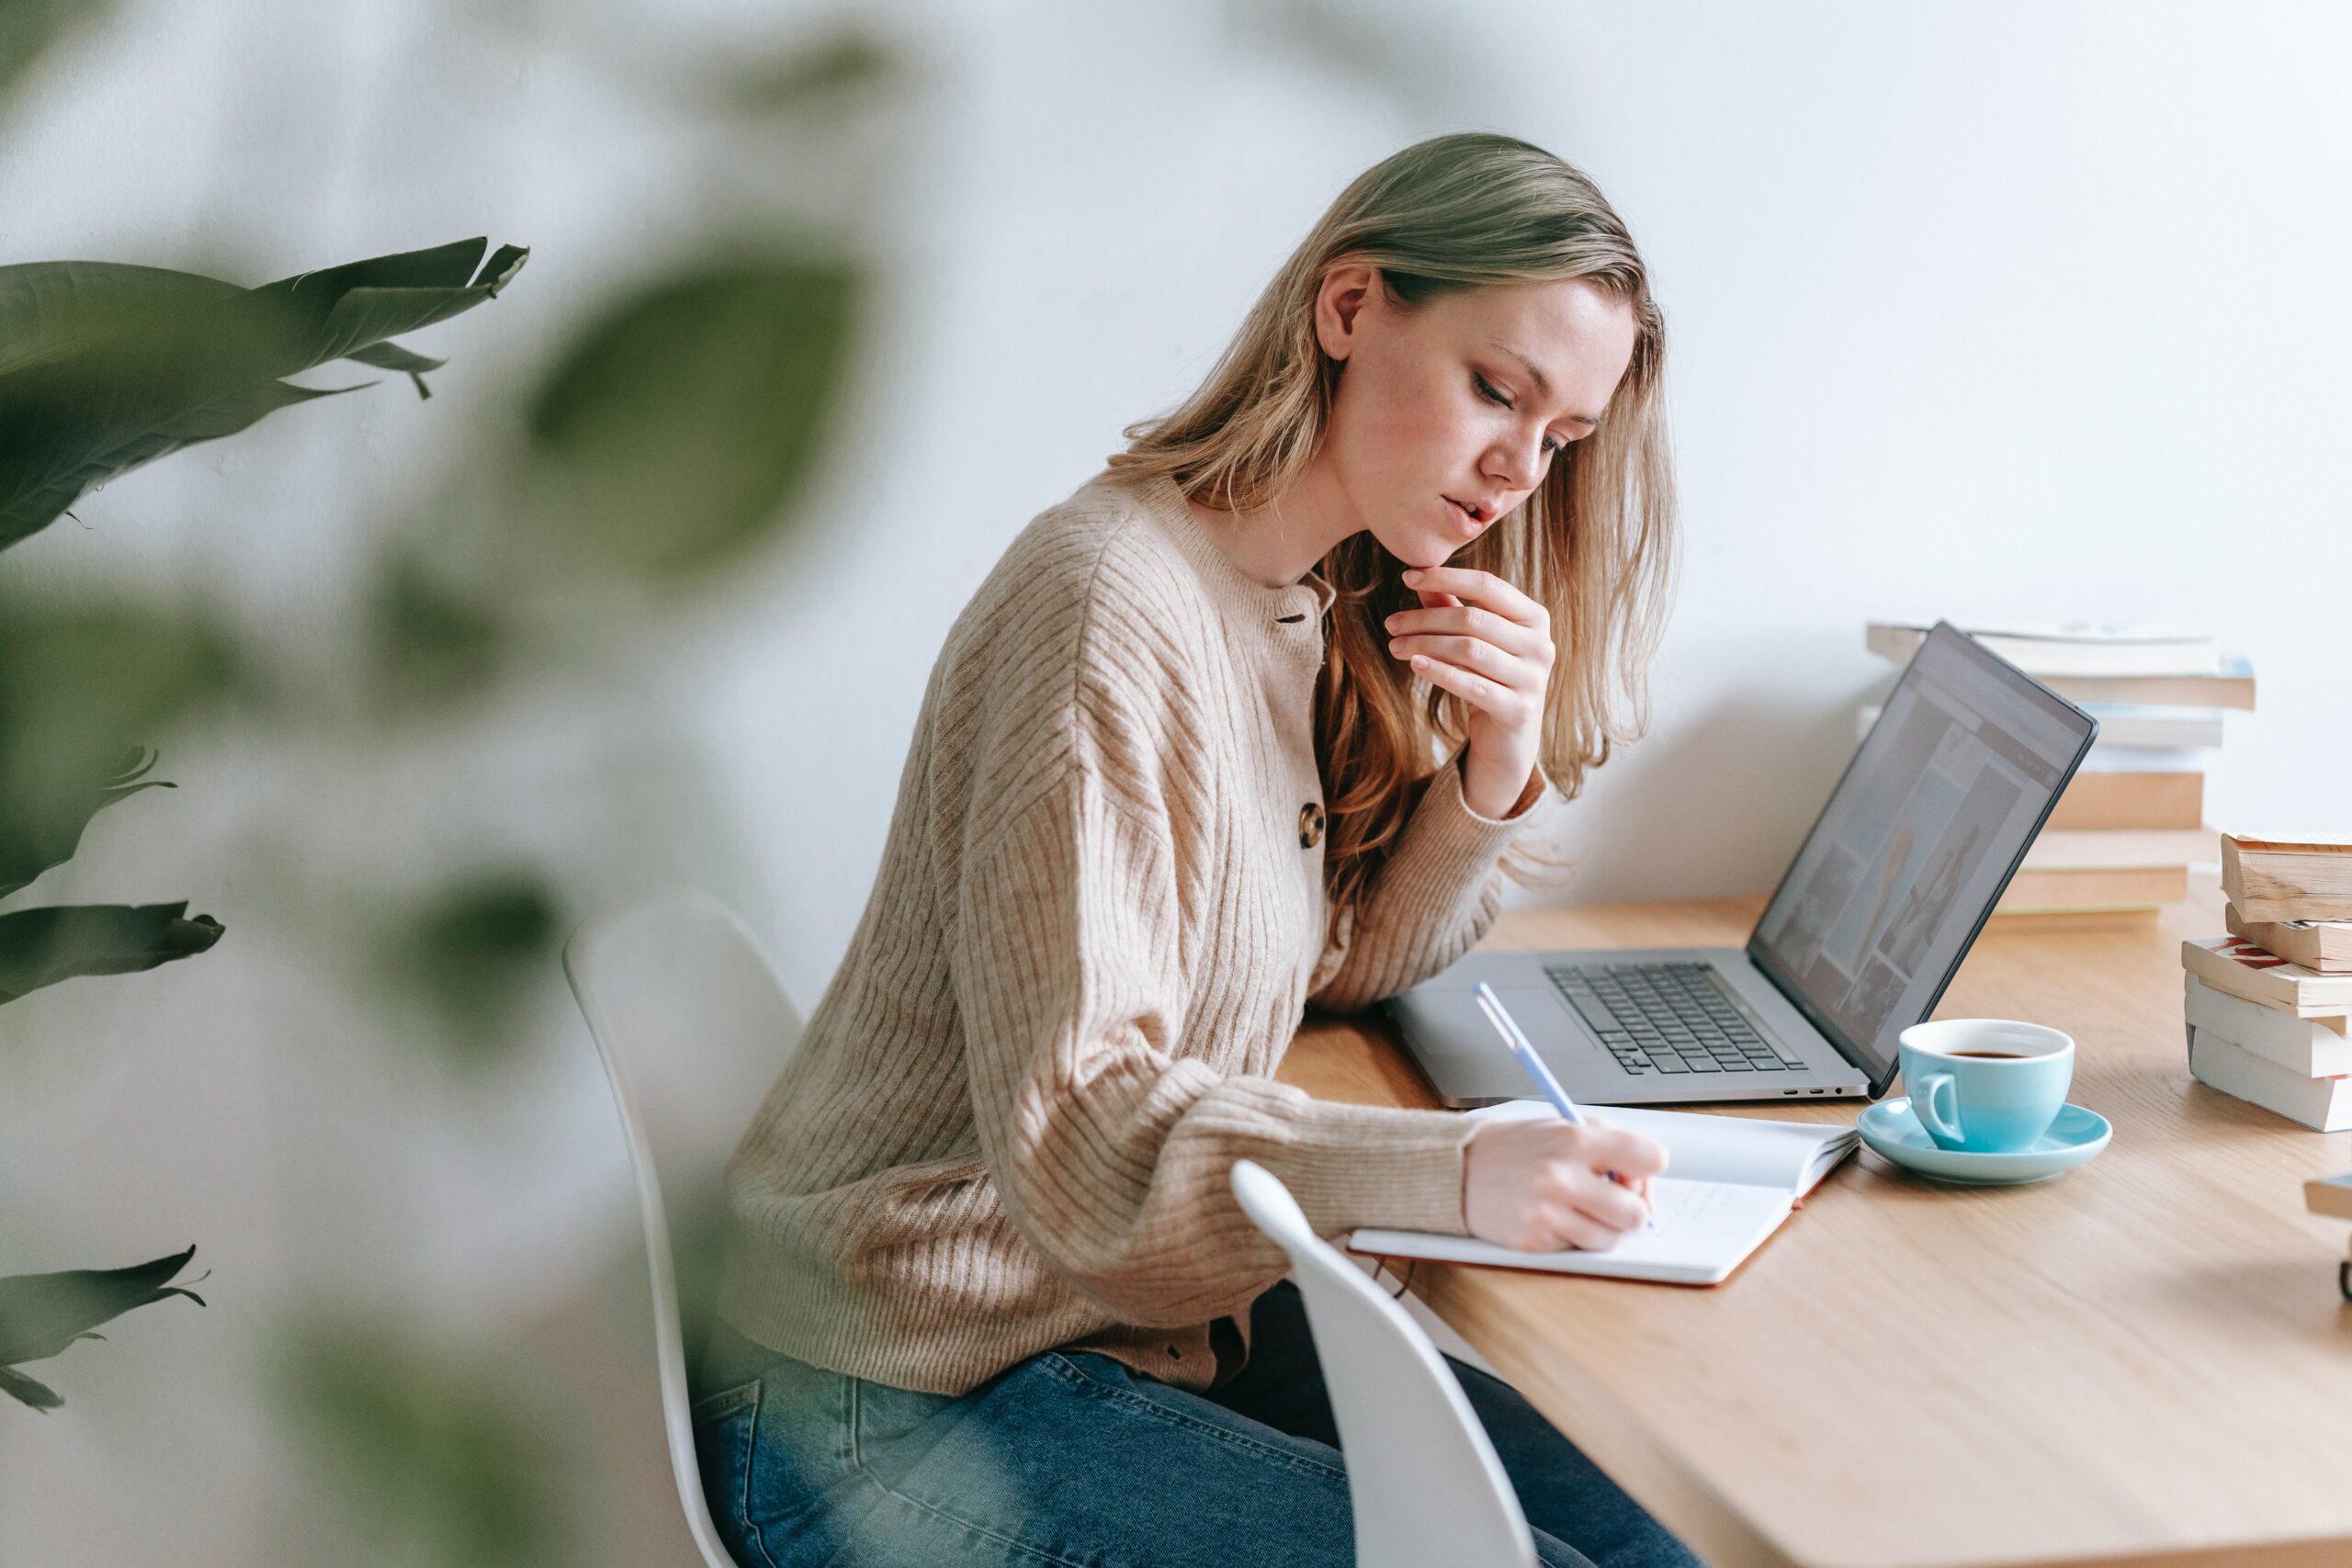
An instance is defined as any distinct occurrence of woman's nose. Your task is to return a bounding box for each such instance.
[1488,434,1542,491]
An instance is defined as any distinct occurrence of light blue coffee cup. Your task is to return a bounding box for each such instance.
[1897,1019,2075,1154]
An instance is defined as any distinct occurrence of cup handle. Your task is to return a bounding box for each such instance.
[1913,1071,1964,1145]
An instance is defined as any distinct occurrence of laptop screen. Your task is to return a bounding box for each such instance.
[1747,622,2098,1085]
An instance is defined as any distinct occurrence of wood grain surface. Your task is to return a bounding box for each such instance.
[1276,871,2352,1568]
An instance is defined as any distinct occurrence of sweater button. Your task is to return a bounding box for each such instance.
[1298,801,1324,848]
[1167,1345,1182,1359]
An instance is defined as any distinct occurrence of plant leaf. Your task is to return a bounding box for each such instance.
[0,0,119,104]
[0,595,238,860]
[713,25,900,115]
[0,241,527,551]
[472,244,529,295]
[0,1364,63,1411]
[0,744,172,900]
[0,901,223,1004]
[365,551,510,710]
[284,1324,565,1567]
[523,256,857,579]
[0,1246,204,1367]
[346,340,447,389]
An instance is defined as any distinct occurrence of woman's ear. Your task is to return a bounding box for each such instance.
[1314,263,1378,362]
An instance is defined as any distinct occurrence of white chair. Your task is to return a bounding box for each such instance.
[1229,1159,1537,1568]
[564,891,807,1568]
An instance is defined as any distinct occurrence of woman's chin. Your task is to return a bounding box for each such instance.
[1373,521,1467,573]
[1392,533,1455,570]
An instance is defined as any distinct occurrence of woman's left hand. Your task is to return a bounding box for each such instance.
[1384,565,1553,819]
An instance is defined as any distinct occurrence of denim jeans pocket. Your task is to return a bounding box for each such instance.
[692,1378,762,1428]
[692,1376,765,1561]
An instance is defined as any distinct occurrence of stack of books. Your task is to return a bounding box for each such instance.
[2180,835,2352,1132]
[1862,619,2255,913]
[2307,1173,2352,1302]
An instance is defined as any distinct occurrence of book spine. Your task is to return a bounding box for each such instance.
[2076,705,2227,748]
[2022,829,2213,872]
[2044,771,2204,831]
[2182,975,2352,1075]
[2188,1032,2352,1132]
[2038,671,2256,711]
[1996,866,2186,912]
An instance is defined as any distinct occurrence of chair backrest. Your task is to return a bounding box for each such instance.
[1229,1160,1536,1568]
[564,890,805,1568]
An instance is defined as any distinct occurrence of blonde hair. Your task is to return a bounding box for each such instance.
[1108,131,1678,924]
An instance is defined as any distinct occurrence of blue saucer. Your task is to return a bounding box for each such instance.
[1856,1099,2111,1186]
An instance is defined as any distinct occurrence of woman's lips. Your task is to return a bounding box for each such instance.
[1445,497,1484,538]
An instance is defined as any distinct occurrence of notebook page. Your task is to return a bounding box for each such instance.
[1468,1099,1856,1193]
[1350,1177,1793,1285]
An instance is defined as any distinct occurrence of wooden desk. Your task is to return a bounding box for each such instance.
[1277,871,2352,1568]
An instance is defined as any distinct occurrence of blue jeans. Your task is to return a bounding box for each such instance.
[690,1280,1705,1567]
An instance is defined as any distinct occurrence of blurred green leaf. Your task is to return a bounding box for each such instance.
[392,874,560,1055]
[0,594,237,842]
[714,24,899,115]
[525,255,858,579]
[0,238,528,551]
[0,900,223,1005]
[0,0,117,102]
[0,743,171,900]
[285,1325,566,1568]
[0,1245,205,1411]
[364,549,514,711]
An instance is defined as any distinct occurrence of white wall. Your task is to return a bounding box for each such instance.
[4,3,2346,1562]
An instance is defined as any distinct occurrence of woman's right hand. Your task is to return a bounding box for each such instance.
[1462,1116,1669,1251]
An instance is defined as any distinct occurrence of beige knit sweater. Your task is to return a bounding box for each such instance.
[716,465,1548,1397]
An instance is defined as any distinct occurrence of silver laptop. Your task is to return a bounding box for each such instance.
[1388,622,2099,1107]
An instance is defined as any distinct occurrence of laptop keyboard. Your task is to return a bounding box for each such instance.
[1543,962,1808,1076]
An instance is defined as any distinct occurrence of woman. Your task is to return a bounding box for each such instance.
[696,131,1695,1567]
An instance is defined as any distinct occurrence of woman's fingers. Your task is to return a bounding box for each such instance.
[1387,632,1521,683]
[1385,604,1552,665]
[1536,1204,1626,1253]
[1580,1121,1671,1180]
[1408,650,1525,721]
[1569,1168,1655,1235]
[1385,573,1555,722]
[1404,565,1549,632]
[1464,1117,1666,1253]
[1388,637,1547,701]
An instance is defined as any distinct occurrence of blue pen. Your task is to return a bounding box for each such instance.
[1473,981,1654,1225]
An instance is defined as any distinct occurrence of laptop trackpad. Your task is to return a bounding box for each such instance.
[1409,985,1593,1078]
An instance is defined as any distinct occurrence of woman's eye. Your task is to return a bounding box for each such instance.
[1476,371,1564,457]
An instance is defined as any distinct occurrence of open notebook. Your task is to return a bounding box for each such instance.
[1347,1100,1860,1286]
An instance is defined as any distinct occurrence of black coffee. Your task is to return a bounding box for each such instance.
[1949,1050,2028,1059]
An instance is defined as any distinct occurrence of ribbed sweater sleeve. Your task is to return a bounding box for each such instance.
[1306,750,1551,1013]
[950,686,1477,1327]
